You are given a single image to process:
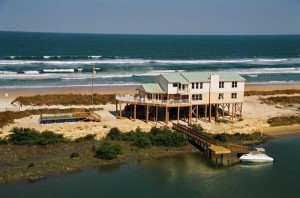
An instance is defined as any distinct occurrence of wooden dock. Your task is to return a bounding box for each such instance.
[172,123,249,162]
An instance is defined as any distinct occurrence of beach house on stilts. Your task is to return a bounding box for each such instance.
[115,72,245,125]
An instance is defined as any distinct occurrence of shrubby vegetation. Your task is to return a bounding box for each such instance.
[8,127,66,146]
[75,134,96,142]
[132,136,152,148]
[0,138,8,145]
[267,116,300,127]
[214,133,228,142]
[95,142,122,160]
[70,152,80,158]
[106,127,122,140]
[106,126,188,148]
[212,132,265,144]
[188,124,205,134]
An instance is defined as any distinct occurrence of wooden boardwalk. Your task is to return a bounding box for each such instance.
[172,123,249,160]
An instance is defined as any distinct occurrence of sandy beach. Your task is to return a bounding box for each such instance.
[0,83,299,139]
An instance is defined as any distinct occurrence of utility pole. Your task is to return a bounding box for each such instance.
[92,65,95,107]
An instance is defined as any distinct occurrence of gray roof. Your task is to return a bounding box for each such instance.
[160,73,189,84]
[138,83,165,94]
[180,72,246,82]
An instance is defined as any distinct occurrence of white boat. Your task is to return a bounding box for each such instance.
[239,148,274,163]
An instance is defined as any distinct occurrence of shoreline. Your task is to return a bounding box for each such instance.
[0,83,299,98]
[1,132,300,186]
[0,142,198,185]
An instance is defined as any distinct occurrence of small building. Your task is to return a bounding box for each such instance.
[116,72,245,125]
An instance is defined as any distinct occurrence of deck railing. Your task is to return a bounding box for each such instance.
[116,94,190,105]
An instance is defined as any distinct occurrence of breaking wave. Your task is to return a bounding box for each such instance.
[0,57,299,66]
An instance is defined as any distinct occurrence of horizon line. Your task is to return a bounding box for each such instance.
[1,30,300,36]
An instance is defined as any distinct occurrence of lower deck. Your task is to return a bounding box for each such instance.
[115,98,243,125]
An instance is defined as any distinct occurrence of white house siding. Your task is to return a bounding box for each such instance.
[189,82,210,93]
[155,75,169,93]
[149,73,245,104]
[167,83,179,94]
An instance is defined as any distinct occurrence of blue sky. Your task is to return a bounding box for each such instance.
[0,0,299,35]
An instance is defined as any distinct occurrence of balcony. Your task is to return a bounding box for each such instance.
[116,94,190,105]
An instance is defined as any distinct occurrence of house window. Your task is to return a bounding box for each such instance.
[148,94,152,100]
[192,83,195,89]
[200,83,203,89]
[218,93,224,100]
[173,83,177,87]
[182,85,185,90]
[232,81,237,88]
[231,93,237,99]
[192,94,202,100]
[196,83,199,89]
[219,82,224,88]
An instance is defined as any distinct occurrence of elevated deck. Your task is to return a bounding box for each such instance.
[116,94,191,107]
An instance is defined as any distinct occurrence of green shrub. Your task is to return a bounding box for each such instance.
[150,130,187,147]
[133,136,152,148]
[28,163,34,168]
[170,132,188,147]
[75,134,96,142]
[0,138,8,145]
[107,127,121,140]
[214,133,228,142]
[95,142,122,160]
[135,127,143,133]
[9,127,66,145]
[92,145,97,152]
[188,124,205,133]
[84,134,96,140]
[70,152,80,158]
[120,131,136,141]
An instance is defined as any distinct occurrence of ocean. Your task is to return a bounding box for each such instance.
[1,135,300,198]
[0,31,300,88]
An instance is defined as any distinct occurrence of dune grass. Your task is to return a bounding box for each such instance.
[260,96,300,106]
[245,89,300,96]
[267,116,300,127]
[12,94,115,106]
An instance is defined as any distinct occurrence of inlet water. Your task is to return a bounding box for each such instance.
[1,135,300,198]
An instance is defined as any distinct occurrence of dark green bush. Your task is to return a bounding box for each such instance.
[9,127,66,145]
[214,133,228,142]
[0,138,8,145]
[84,134,96,141]
[150,129,187,147]
[28,163,34,168]
[70,152,80,158]
[188,124,204,133]
[104,127,187,148]
[133,136,152,148]
[120,131,136,141]
[75,134,96,142]
[95,142,122,160]
[107,127,121,140]
[135,127,143,133]
[92,145,97,152]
